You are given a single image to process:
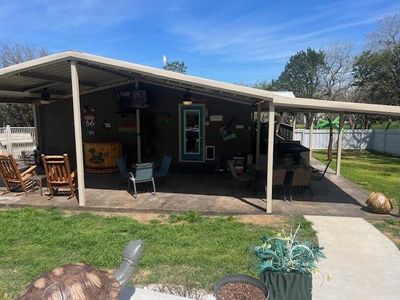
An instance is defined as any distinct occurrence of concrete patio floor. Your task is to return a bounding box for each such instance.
[0,159,395,218]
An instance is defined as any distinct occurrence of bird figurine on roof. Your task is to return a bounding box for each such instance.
[19,240,144,300]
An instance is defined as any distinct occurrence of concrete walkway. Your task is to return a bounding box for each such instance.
[128,288,191,300]
[306,215,400,300]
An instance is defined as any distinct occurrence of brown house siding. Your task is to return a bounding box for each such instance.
[38,83,254,171]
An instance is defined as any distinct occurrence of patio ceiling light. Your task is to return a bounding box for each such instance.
[182,89,193,105]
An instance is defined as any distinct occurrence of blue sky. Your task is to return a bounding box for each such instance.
[0,0,399,83]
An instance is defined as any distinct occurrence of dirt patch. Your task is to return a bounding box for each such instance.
[91,212,288,225]
[61,210,168,223]
[2,207,289,226]
[133,269,151,282]
[236,215,286,225]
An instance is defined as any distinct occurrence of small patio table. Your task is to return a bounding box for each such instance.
[29,174,47,196]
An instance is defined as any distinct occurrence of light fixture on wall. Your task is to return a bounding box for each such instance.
[181,89,193,105]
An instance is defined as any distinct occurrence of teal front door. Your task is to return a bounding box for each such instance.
[179,104,204,162]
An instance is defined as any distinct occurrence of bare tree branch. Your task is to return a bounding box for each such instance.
[0,42,48,126]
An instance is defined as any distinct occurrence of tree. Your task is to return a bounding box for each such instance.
[353,14,400,129]
[253,80,274,91]
[163,60,187,74]
[269,48,326,128]
[315,116,340,161]
[320,42,354,101]
[271,48,326,99]
[0,42,48,126]
[368,14,400,51]
[353,45,400,127]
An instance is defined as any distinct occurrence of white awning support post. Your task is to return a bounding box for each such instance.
[70,60,86,206]
[292,113,297,140]
[135,79,142,163]
[309,114,314,162]
[256,104,261,167]
[336,113,344,176]
[136,109,141,163]
[266,102,275,214]
[32,104,39,147]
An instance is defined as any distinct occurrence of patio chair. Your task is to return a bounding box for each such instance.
[41,154,76,200]
[0,154,38,196]
[273,169,287,201]
[290,167,313,201]
[154,155,171,180]
[128,163,156,198]
[227,159,255,183]
[311,160,331,194]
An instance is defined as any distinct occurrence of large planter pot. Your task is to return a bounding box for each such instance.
[214,274,268,300]
[366,192,393,214]
[260,271,312,300]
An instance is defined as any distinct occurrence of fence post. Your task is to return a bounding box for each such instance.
[5,125,12,155]
[383,130,387,154]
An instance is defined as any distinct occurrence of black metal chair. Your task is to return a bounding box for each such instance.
[311,160,332,194]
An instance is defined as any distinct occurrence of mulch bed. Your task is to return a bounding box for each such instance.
[216,283,265,300]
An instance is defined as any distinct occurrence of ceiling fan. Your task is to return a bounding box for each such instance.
[39,88,55,104]
[181,89,207,105]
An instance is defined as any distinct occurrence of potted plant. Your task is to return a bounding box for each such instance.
[253,225,325,300]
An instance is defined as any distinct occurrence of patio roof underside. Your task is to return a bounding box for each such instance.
[0,51,399,117]
[0,54,267,106]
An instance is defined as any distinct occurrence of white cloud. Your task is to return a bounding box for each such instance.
[165,0,400,62]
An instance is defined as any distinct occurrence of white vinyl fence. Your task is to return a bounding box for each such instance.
[295,129,400,156]
[0,125,37,159]
[0,126,399,158]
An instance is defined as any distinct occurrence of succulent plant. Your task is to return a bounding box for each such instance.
[254,225,325,275]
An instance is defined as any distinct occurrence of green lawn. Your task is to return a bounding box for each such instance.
[370,218,400,248]
[0,208,316,299]
[313,150,400,207]
[313,150,400,248]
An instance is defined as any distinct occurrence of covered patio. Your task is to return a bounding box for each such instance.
[0,158,393,218]
[0,51,400,214]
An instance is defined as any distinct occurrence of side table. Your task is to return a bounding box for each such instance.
[30,174,47,196]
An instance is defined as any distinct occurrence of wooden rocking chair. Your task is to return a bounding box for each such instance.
[42,154,77,200]
[0,154,38,196]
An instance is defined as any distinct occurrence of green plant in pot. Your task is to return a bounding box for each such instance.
[254,225,325,300]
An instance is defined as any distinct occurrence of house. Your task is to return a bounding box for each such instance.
[1,51,400,213]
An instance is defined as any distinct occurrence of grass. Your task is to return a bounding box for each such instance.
[370,218,400,249]
[313,150,400,208]
[0,208,316,299]
[313,150,400,248]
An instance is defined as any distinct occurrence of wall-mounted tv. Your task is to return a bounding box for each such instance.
[117,90,148,111]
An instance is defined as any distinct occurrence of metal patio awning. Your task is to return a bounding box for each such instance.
[0,51,274,106]
[0,50,399,116]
